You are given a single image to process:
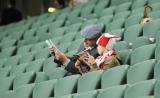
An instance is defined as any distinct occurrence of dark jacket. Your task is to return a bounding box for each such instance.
[65,43,99,74]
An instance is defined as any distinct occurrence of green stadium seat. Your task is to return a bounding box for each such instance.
[33,79,57,98]
[43,57,58,70]
[13,83,35,98]
[125,14,143,28]
[54,75,80,97]
[34,72,49,83]
[3,55,21,67]
[154,60,160,80]
[56,13,67,21]
[59,33,76,44]
[127,59,156,84]
[34,48,50,60]
[67,8,82,22]
[23,28,36,40]
[135,96,154,98]
[105,18,125,32]
[77,70,103,93]
[13,71,35,89]
[25,36,39,45]
[124,24,142,43]
[16,44,32,55]
[81,4,95,19]
[130,44,156,65]
[117,49,132,65]
[143,19,160,39]
[97,85,127,98]
[0,76,15,93]
[19,51,35,64]
[65,23,82,33]
[130,8,144,16]
[155,80,160,98]
[67,39,83,51]
[100,6,115,17]
[0,91,14,98]
[155,44,160,60]
[48,20,65,32]
[10,63,28,76]
[98,15,113,26]
[115,2,131,14]
[81,19,98,29]
[45,67,67,80]
[94,0,109,15]
[0,47,16,59]
[0,66,11,78]
[0,39,17,49]
[26,58,45,72]
[113,11,130,21]
[101,65,129,89]
[124,79,156,98]
[51,27,67,38]
[58,42,71,53]
[132,37,154,49]
[114,41,130,51]
[109,28,124,37]
[73,90,97,98]
[31,41,46,51]
[131,0,147,10]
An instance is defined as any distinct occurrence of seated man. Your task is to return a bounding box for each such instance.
[75,33,121,73]
[48,25,102,74]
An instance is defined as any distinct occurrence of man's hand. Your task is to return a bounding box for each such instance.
[48,47,68,64]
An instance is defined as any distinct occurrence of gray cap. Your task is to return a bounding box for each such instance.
[80,25,102,39]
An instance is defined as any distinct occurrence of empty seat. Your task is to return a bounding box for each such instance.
[81,4,95,19]
[110,0,129,6]
[97,85,127,98]
[0,76,15,93]
[106,18,125,32]
[10,63,28,76]
[100,6,115,17]
[101,65,129,89]
[131,0,147,10]
[132,37,154,49]
[13,83,35,98]
[113,11,130,21]
[33,79,57,98]
[124,79,156,98]
[26,58,45,72]
[48,20,64,32]
[115,2,131,14]
[34,72,49,83]
[19,51,35,64]
[3,55,21,67]
[0,58,7,68]
[0,66,11,78]
[114,41,130,51]
[54,75,80,97]
[16,44,32,55]
[43,57,58,70]
[127,59,156,84]
[0,90,14,98]
[143,19,160,39]
[154,60,160,80]
[148,0,160,4]
[155,80,160,98]
[130,44,156,65]
[123,24,143,43]
[0,47,16,59]
[13,71,35,89]
[125,14,143,28]
[34,48,49,60]
[77,70,103,93]
[117,49,132,65]
[94,0,109,15]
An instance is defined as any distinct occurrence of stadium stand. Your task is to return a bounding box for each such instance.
[0,0,160,98]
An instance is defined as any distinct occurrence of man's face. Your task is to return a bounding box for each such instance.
[83,38,97,47]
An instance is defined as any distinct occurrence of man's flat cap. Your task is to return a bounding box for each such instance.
[80,25,102,39]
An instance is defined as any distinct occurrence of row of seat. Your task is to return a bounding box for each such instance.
[0,77,159,98]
